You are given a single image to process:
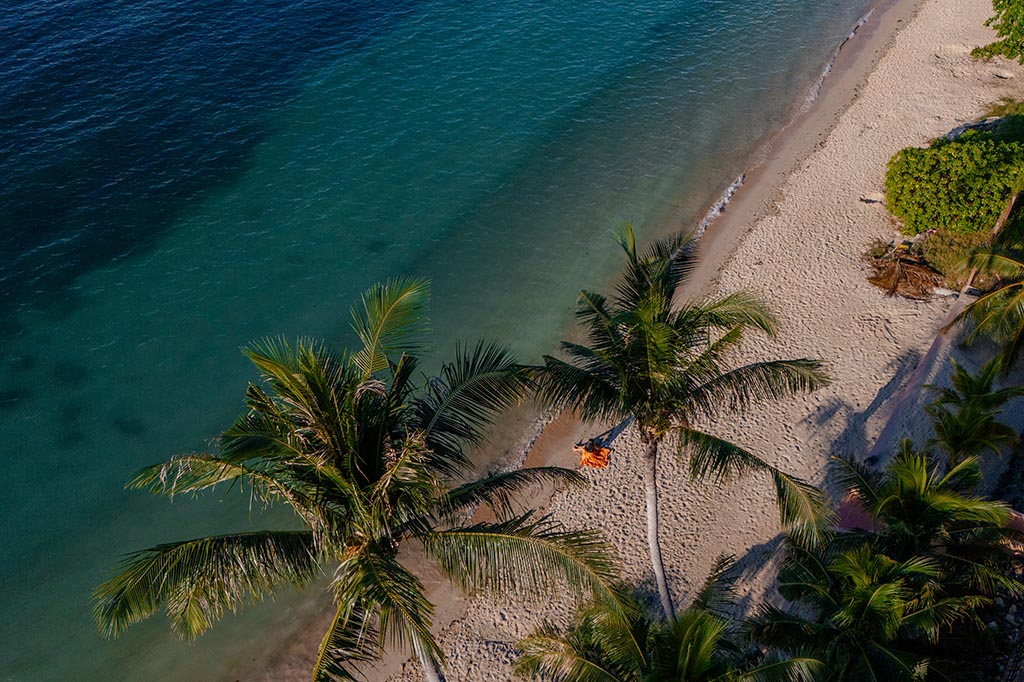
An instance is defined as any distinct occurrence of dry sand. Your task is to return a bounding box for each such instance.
[261,0,1024,678]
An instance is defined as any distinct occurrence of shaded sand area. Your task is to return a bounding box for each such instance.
[261,0,1024,678]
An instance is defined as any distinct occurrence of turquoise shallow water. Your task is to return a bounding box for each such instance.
[1,1,874,678]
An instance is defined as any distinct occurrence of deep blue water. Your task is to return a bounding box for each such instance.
[0,1,874,678]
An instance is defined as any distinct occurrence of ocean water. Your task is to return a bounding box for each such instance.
[0,0,875,678]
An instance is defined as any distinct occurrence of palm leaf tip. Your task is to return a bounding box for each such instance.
[312,601,380,682]
[441,467,588,519]
[772,472,833,548]
[350,278,431,377]
[92,531,319,640]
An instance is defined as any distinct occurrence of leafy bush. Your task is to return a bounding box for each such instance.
[920,229,991,288]
[972,0,1024,64]
[885,130,1024,235]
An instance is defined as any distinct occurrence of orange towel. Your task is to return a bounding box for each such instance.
[574,443,611,469]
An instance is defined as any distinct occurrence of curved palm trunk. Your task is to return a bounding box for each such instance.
[644,438,675,619]
[418,650,445,682]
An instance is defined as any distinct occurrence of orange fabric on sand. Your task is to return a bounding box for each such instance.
[574,443,611,469]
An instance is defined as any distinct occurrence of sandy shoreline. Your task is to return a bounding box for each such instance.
[257,0,1024,678]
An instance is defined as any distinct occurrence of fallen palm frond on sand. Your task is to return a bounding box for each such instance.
[866,239,943,299]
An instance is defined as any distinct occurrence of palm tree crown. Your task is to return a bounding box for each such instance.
[752,543,961,681]
[925,357,1024,468]
[834,442,1022,597]
[536,225,830,617]
[515,556,821,682]
[754,445,1023,681]
[956,247,1024,369]
[93,279,619,682]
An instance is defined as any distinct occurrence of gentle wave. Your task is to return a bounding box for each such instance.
[694,6,878,238]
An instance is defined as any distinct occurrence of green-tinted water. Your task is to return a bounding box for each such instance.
[1,1,875,678]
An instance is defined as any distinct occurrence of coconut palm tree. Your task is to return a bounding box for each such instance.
[925,357,1024,468]
[755,446,1023,680]
[536,226,831,618]
[751,542,979,681]
[956,247,1024,369]
[514,556,820,682]
[93,279,620,682]
[834,442,1022,598]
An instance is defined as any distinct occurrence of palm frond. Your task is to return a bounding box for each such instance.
[514,621,629,682]
[331,551,442,668]
[748,603,828,652]
[537,355,624,423]
[575,290,616,331]
[679,428,832,547]
[612,225,697,311]
[832,456,881,510]
[772,470,834,552]
[692,554,739,615]
[960,249,1024,280]
[696,291,779,336]
[93,531,320,640]
[311,601,379,682]
[650,608,732,680]
[419,513,619,606]
[684,359,830,420]
[413,340,532,476]
[730,656,823,682]
[440,467,588,520]
[127,453,256,497]
[350,278,430,377]
[900,594,989,643]
[127,453,342,538]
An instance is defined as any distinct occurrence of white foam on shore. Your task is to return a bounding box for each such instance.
[696,173,746,238]
[804,9,876,109]
[693,8,876,237]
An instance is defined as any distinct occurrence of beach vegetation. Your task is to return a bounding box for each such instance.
[535,225,831,620]
[987,97,1024,125]
[885,130,1024,236]
[834,444,1019,593]
[92,279,620,682]
[514,556,821,682]
[973,0,1024,64]
[919,228,992,289]
[752,445,1022,681]
[954,246,1024,369]
[925,357,1024,468]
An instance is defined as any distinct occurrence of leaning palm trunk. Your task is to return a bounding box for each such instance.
[645,438,675,618]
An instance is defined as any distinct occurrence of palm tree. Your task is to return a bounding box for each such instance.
[93,279,620,682]
[751,543,978,681]
[536,225,831,618]
[514,556,820,682]
[755,446,1023,680]
[834,442,1022,598]
[925,357,1024,468]
[955,247,1024,369]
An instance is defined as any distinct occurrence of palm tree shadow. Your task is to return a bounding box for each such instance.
[720,535,785,616]
[803,349,922,462]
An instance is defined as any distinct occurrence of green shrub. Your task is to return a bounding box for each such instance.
[972,0,1024,64]
[885,130,1024,235]
[920,228,991,289]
